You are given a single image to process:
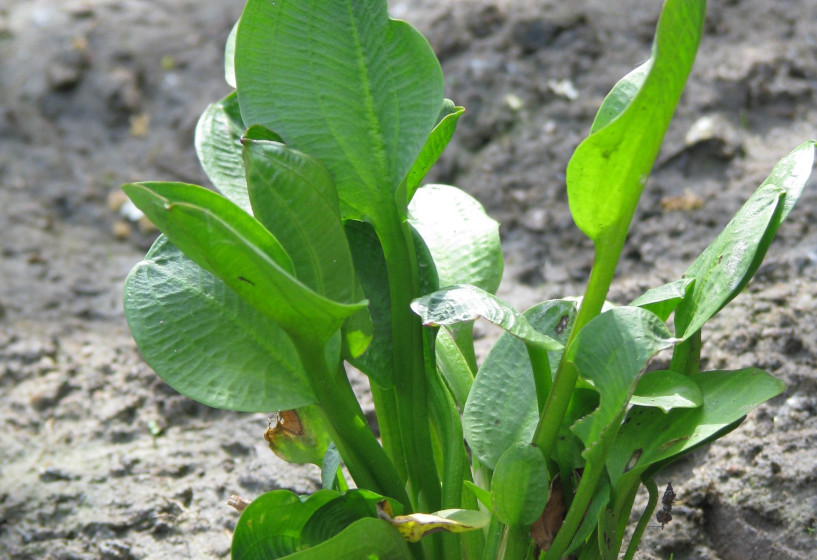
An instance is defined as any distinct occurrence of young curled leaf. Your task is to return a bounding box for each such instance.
[376,501,491,543]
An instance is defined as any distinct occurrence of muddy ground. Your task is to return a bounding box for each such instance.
[1,0,816,558]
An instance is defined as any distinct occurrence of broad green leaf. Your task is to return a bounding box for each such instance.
[232,489,407,560]
[242,133,356,304]
[235,0,444,224]
[398,101,465,210]
[568,307,676,455]
[411,285,562,352]
[435,328,475,409]
[607,368,785,489]
[225,20,238,88]
[463,300,577,468]
[123,182,364,343]
[124,236,313,412]
[630,278,694,322]
[675,140,816,338]
[343,220,394,388]
[491,443,549,527]
[409,184,503,293]
[567,0,705,242]
[380,507,491,543]
[630,369,702,412]
[279,518,411,560]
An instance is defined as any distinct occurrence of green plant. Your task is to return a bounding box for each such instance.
[121,0,815,558]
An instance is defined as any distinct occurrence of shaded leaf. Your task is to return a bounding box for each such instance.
[265,406,331,466]
[491,443,549,527]
[463,300,577,468]
[630,278,694,322]
[123,182,364,344]
[124,236,313,412]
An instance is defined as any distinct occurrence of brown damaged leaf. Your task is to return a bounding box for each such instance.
[530,475,566,551]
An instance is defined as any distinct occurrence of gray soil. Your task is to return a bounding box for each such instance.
[1,1,816,559]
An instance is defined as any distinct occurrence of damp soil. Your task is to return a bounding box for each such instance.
[2,1,817,559]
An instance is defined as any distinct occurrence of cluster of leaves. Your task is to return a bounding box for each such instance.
[122,0,815,559]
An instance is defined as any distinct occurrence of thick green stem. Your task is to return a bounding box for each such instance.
[371,384,408,480]
[295,342,409,507]
[376,214,442,514]
[669,329,702,375]
[525,342,552,413]
[498,525,533,560]
[531,235,624,460]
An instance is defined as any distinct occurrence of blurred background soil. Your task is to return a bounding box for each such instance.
[1,0,816,558]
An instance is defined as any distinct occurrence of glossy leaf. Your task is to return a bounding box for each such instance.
[607,368,785,489]
[242,133,356,304]
[491,443,549,527]
[408,184,503,293]
[464,300,577,468]
[675,140,816,338]
[412,285,562,352]
[194,92,252,213]
[123,181,365,344]
[280,518,411,560]
[398,101,465,210]
[235,0,444,224]
[124,236,313,411]
[567,0,705,243]
[630,369,702,412]
[568,307,677,455]
[630,278,694,322]
[225,20,238,88]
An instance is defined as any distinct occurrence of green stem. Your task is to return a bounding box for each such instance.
[377,215,442,514]
[622,478,659,560]
[295,342,409,507]
[669,329,702,375]
[525,342,552,413]
[531,236,624,459]
[371,384,408,480]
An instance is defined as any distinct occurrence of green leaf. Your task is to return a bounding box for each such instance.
[225,20,238,88]
[568,307,676,455]
[630,278,694,322]
[463,300,577,468]
[564,480,610,556]
[607,368,785,489]
[232,489,409,560]
[491,443,549,528]
[343,220,394,388]
[195,92,261,213]
[235,0,444,224]
[124,236,313,411]
[321,443,342,490]
[408,184,503,293]
[398,101,465,210]
[123,181,364,344]
[265,406,332,466]
[567,0,705,243]
[435,328,475,410]
[630,369,703,412]
[242,132,357,304]
[411,285,562,352]
[675,140,816,338]
[463,481,492,510]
